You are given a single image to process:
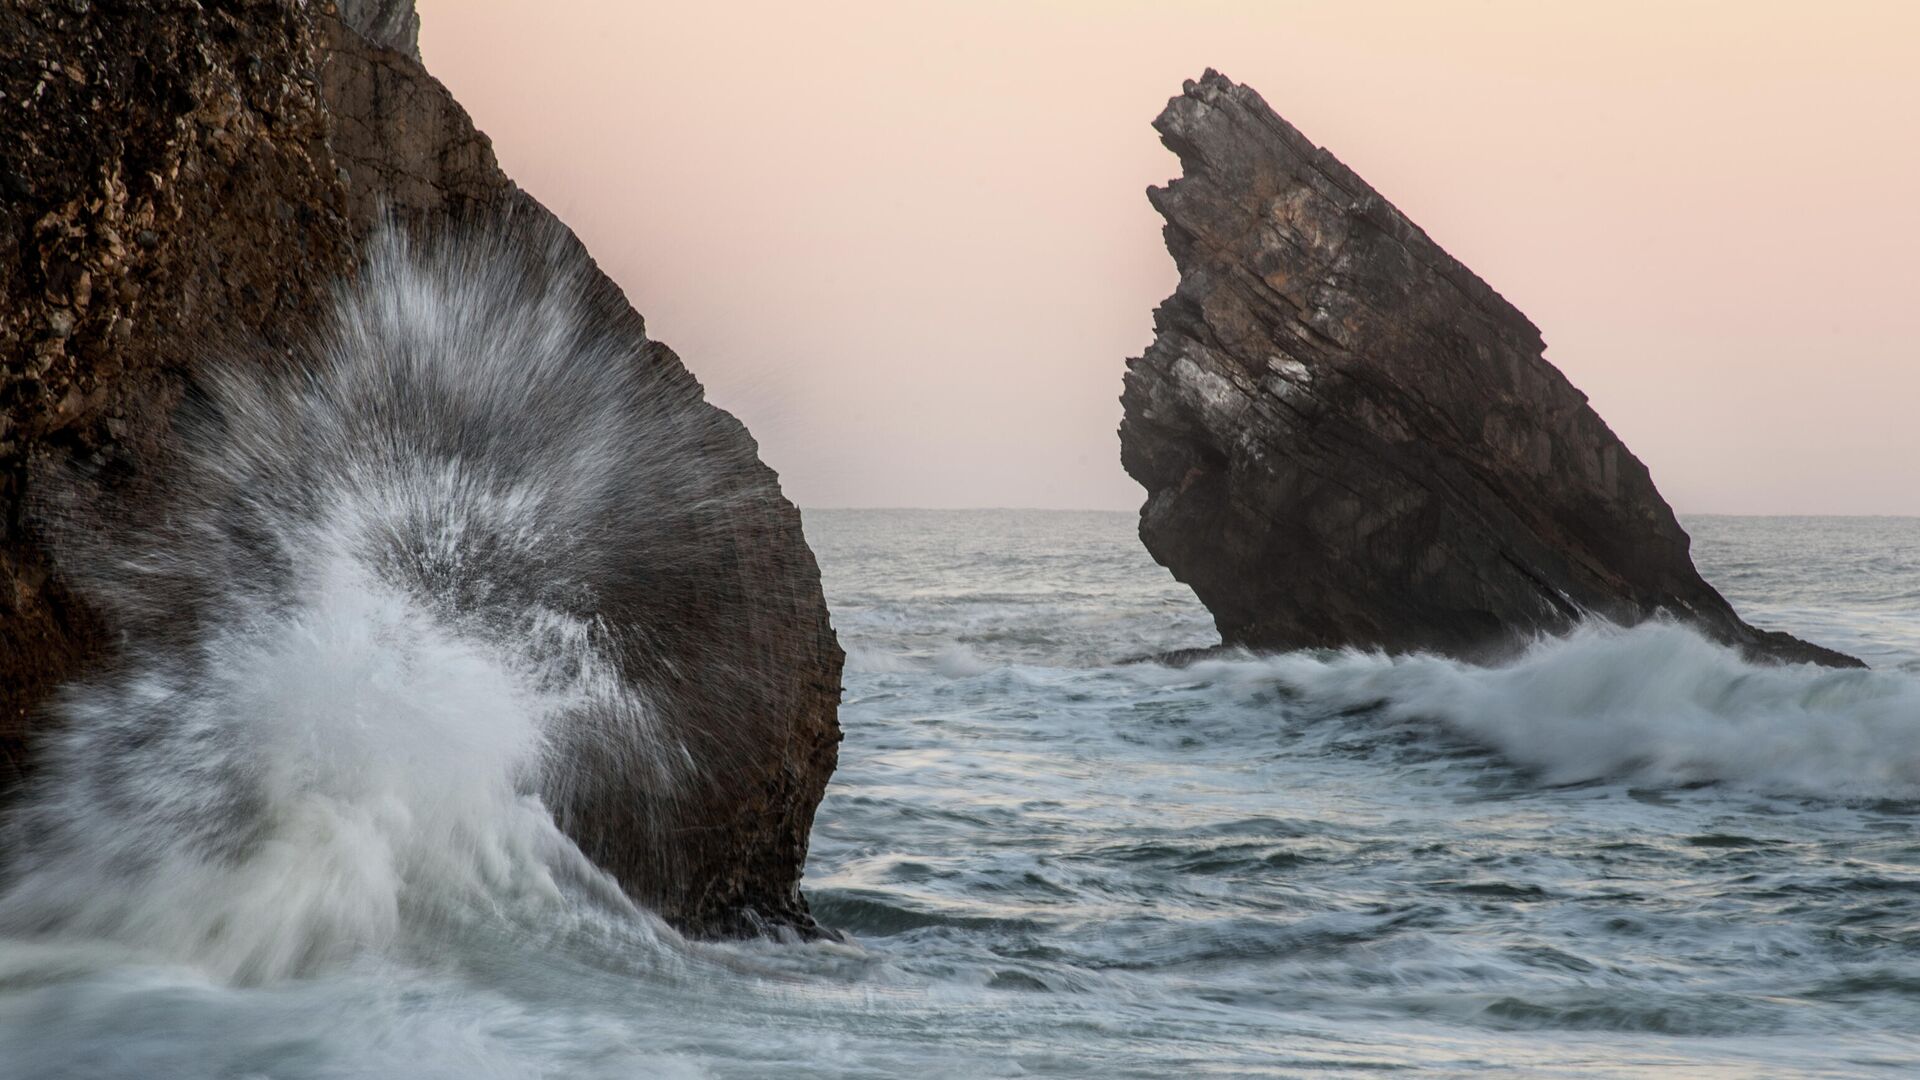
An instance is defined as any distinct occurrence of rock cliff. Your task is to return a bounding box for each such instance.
[0,0,843,935]
[1121,71,1857,668]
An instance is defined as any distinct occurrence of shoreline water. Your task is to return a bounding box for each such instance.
[1,509,1915,1077]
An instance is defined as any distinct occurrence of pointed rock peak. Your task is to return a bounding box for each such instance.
[1121,72,1858,669]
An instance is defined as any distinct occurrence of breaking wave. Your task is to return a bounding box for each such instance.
[0,222,693,982]
[1146,621,1920,800]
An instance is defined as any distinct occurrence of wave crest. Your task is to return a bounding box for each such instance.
[1167,622,1920,799]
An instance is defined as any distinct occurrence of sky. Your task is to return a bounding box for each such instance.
[415,0,1918,514]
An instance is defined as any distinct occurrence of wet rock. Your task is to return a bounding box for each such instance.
[0,0,843,935]
[1121,71,1857,669]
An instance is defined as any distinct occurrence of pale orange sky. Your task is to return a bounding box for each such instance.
[416,0,1918,513]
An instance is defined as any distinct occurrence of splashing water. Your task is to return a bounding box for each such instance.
[1156,621,1920,800]
[3,339,1918,1079]
[2,222,680,982]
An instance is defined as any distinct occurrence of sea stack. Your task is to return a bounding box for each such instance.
[0,1,842,934]
[1120,71,1857,668]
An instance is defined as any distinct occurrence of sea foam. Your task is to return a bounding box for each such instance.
[1165,621,1920,800]
[1,223,684,981]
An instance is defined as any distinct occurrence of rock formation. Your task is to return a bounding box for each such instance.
[1121,71,1857,668]
[0,1,843,934]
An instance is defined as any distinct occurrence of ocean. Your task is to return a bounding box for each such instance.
[2,509,1917,1078]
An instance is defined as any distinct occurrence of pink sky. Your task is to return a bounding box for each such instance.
[416,0,1918,513]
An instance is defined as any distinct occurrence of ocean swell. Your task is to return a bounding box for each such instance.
[1152,622,1920,800]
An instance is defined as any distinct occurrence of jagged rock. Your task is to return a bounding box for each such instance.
[1121,71,1858,669]
[335,0,421,59]
[0,0,842,935]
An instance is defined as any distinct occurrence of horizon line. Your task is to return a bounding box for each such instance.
[799,506,1920,520]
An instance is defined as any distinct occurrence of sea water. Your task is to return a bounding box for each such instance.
[1,509,1916,1078]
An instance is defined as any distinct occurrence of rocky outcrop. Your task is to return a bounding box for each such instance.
[1121,71,1857,668]
[1,1,842,934]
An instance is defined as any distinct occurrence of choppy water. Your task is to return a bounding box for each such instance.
[3,509,1918,1078]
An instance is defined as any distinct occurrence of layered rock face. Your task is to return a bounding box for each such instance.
[1122,71,1856,668]
[1,1,842,934]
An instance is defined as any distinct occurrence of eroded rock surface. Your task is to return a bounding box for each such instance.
[0,0,842,934]
[1121,71,1856,668]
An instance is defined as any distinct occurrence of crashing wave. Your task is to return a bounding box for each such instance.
[0,223,709,981]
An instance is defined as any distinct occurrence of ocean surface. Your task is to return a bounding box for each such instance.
[3,509,1918,1078]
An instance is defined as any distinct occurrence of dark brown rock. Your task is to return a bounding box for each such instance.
[1,0,842,935]
[1121,71,1857,669]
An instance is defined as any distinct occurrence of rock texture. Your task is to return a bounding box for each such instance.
[1121,71,1857,668]
[1,0,843,934]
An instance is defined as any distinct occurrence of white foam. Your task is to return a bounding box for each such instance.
[0,226,674,983]
[1168,622,1920,799]
[0,555,615,982]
